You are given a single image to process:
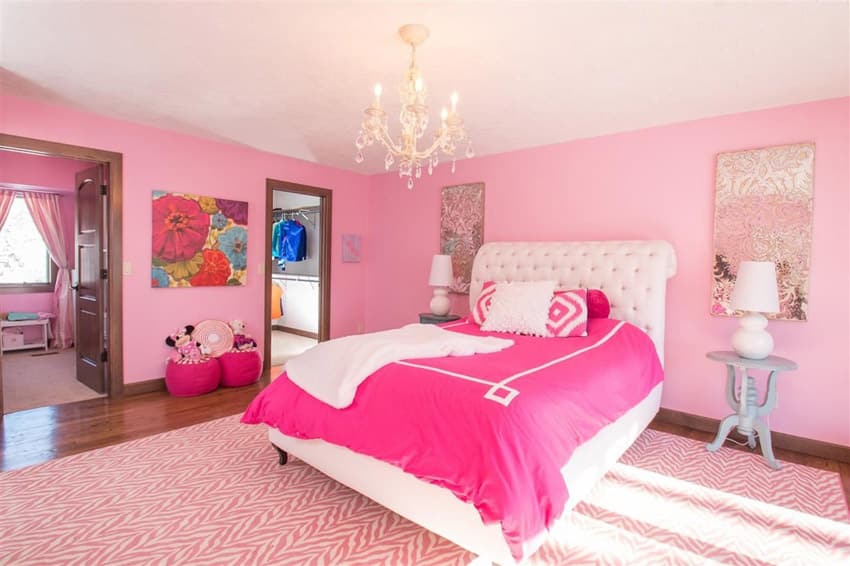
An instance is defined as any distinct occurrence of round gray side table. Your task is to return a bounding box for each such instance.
[705,350,798,470]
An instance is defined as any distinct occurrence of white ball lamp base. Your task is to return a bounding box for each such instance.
[732,311,774,360]
[429,287,451,316]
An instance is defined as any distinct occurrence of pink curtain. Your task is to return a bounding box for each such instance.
[0,189,15,230]
[23,192,74,349]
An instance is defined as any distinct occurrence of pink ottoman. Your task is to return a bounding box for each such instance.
[165,358,220,397]
[219,349,262,387]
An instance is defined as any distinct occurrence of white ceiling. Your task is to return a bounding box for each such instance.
[1,2,848,174]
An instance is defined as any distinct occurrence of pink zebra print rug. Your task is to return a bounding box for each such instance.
[1,416,848,564]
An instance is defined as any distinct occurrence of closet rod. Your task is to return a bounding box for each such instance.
[273,205,320,214]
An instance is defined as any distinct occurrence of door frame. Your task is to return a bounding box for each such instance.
[0,133,124,413]
[264,178,332,378]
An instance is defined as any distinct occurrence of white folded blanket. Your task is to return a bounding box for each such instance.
[286,324,514,409]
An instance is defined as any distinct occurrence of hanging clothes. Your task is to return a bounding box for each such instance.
[272,218,307,269]
[282,219,307,262]
[271,220,283,261]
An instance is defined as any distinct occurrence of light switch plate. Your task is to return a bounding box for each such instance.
[122,261,132,275]
[258,263,265,275]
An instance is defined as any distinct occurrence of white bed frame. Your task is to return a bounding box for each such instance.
[268,240,677,565]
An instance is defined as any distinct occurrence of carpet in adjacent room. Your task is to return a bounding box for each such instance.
[1,349,103,414]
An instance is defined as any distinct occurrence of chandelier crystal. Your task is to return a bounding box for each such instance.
[354,24,473,189]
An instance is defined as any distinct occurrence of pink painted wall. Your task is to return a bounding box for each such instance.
[0,94,370,383]
[1,151,82,341]
[365,97,850,447]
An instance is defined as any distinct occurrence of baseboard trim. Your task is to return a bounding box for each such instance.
[123,378,166,396]
[271,325,319,340]
[654,408,850,464]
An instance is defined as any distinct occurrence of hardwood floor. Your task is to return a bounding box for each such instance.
[650,419,850,505]
[2,384,849,511]
[1,381,265,472]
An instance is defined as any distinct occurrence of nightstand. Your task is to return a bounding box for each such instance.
[419,313,461,325]
[705,350,798,470]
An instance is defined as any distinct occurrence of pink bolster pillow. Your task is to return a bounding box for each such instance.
[586,288,611,319]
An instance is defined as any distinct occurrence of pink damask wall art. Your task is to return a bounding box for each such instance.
[711,143,814,321]
[440,182,485,294]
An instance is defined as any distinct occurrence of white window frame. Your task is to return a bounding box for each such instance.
[0,195,57,294]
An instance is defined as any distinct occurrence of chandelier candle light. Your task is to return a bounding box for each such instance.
[354,24,473,189]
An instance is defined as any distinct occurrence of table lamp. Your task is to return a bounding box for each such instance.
[428,254,453,316]
[729,261,780,359]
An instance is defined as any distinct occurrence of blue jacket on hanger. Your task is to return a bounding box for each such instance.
[282,219,307,262]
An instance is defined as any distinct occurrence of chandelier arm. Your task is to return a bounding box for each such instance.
[410,137,444,160]
[373,126,404,155]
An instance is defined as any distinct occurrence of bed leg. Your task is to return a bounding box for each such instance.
[272,445,288,465]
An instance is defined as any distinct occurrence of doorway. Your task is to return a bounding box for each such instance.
[0,134,124,415]
[264,179,331,378]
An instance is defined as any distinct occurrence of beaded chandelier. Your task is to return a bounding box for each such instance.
[354,24,473,189]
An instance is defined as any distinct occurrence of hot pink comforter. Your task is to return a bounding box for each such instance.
[242,318,663,559]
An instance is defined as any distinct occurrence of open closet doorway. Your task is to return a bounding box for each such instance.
[264,179,331,379]
[0,134,124,415]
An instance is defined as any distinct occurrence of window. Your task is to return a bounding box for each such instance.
[0,196,54,291]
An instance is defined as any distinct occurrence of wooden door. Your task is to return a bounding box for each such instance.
[75,165,107,393]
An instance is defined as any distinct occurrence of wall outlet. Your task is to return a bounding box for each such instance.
[357,321,364,333]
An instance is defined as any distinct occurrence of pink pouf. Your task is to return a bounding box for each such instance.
[165,358,221,397]
[219,349,262,387]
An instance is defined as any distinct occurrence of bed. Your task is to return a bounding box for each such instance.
[244,240,677,565]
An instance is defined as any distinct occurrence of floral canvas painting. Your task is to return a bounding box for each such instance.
[151,191,248,288]
[712,143,814,321]
[440,182,484,294]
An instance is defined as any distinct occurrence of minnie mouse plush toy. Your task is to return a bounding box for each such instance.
[165,325,206,363]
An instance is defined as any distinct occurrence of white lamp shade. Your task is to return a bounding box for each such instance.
[428,254,454,287]
[730,261,780,313]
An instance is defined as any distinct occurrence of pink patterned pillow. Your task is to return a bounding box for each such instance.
[547,289,589,337]
[472,280,497,325]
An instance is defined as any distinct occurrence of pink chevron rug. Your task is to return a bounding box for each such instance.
[1,416,848,565]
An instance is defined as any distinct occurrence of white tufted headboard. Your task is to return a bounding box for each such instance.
[469,241,677,362]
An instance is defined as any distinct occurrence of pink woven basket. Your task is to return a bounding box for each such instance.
[165,358,220,397]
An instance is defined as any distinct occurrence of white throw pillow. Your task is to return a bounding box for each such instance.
[481,280,557,337]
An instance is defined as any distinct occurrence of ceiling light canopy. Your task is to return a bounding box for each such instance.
[354,24,473,189]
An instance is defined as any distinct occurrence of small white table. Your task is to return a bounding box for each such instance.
[0,318,51,353]
[705,350,797,470]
